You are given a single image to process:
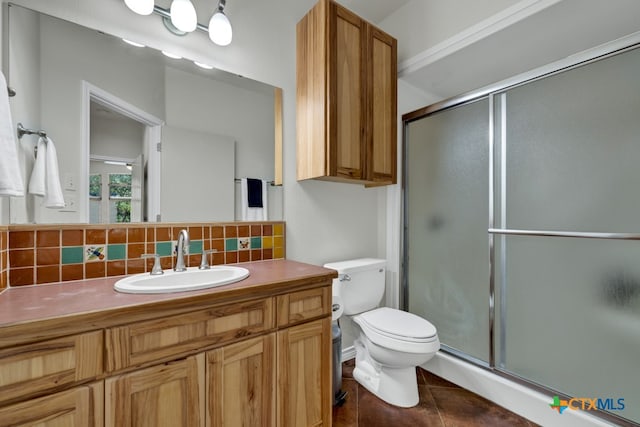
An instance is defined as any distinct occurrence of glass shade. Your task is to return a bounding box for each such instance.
[124,0,154,15]
[170,0,197,33]
[209,12,232,46]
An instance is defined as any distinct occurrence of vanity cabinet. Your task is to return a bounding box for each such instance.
[296,0,397,186]
[0,260,335,427]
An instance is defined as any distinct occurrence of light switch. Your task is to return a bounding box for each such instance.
[63,173,76,191]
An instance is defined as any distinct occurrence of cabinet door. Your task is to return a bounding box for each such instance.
[0,382,103,427]
[331,3,366,180]
[277,318,331,427]
[367,26,397,184]
[105,354,204,427]
[0,330,103,404]
[206,334,275,427]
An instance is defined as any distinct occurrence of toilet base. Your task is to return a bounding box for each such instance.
[352,341,420,408]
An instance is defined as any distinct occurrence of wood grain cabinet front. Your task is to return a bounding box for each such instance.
[0,330,103,405]
[277,317,332,427]
[277,286,331,327]
[0,382,104,427]
[206,334,276,427]
[105,354,204,427]
[296,0,397,186]
[106,297,274,372]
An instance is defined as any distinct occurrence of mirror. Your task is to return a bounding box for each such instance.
[6,3,283,224]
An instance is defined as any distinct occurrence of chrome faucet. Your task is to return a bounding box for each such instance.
[174,229,189,272]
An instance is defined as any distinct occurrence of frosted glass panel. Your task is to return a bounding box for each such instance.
[502,47,640,232]
[406,99,490,362]
[496,235,640,423]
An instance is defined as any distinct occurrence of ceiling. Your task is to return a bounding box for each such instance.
[154,0,640,103]
[400,0,640,101]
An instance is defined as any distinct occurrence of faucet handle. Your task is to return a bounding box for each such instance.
[199,249,218,270]
[141,253,164,275]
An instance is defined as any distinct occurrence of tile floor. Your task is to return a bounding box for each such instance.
[333,360,538,427]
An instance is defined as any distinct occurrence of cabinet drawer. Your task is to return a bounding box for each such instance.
[277,287,331,327]
[0,382,103,426]
[0,330,103,405]
[106,298,274,371]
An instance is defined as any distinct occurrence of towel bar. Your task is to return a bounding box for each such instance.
[17,123,47,139]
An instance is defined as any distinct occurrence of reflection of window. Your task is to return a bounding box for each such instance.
[89,173,132,223]
[109,174,132,223]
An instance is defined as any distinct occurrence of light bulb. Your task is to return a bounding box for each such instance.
[208,11,232,46]
[124,0,154,15]
[170,0,197,33]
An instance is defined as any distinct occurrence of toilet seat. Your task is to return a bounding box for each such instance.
[354,307,439,354]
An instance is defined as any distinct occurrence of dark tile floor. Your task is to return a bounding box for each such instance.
[333,360,537,427]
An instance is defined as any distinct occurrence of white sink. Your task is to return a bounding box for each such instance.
[114,265,250,294]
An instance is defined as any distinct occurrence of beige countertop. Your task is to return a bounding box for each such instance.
[0,259,337,348]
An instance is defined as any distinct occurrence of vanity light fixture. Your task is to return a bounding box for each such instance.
[169,0,197,33]
[124,0,154,15]
[208,0,232,46]
[123,0,233,46]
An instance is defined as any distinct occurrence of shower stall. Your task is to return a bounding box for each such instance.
[403,33,640,426]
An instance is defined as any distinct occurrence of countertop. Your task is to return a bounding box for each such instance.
[0,259,337,348]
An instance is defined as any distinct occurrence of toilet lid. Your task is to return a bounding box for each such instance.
[357,307,437,342]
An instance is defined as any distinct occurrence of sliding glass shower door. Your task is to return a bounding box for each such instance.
[404,39,640,425]
[405,98,491,364]
[493,44,640,424]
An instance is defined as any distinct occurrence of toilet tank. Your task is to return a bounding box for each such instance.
[324,258,386,315]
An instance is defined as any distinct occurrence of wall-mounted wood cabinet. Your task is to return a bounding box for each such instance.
[297,0,397,186]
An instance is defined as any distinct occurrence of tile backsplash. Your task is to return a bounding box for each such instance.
[0,226,7,290]
[6,222,285,287]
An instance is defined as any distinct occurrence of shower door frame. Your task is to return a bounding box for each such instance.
[401,31,640,427]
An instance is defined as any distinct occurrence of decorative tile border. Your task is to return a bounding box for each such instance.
[6,222,285,287]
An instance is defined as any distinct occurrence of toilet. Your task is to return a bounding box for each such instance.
[324,258,440,408]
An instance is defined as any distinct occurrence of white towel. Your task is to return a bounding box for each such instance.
[0,71,25,196]
[28,136,65,208]
[241,178,268,221]
[28,137,46,196]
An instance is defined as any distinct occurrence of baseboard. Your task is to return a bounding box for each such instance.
[422,352,617,427]
[341,345,356,362]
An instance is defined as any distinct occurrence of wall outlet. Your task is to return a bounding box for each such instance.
[60,194,77,212]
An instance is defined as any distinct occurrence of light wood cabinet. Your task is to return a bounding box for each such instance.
[297,0,397,186]
[105,354,205,427]
[0,382,103,427]
[106,298,274,372]
[0,272,332,427]
[0,330,103,404]
[206,334,276,427]
[277,317,332,427]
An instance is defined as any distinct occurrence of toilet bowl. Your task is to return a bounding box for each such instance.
[324,259,440,408]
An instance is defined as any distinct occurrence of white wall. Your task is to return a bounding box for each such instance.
[90,112,145,160]
[4,6,40,224]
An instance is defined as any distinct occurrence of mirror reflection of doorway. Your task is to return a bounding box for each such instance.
[89,101,144,223]
[83,81,163,224]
